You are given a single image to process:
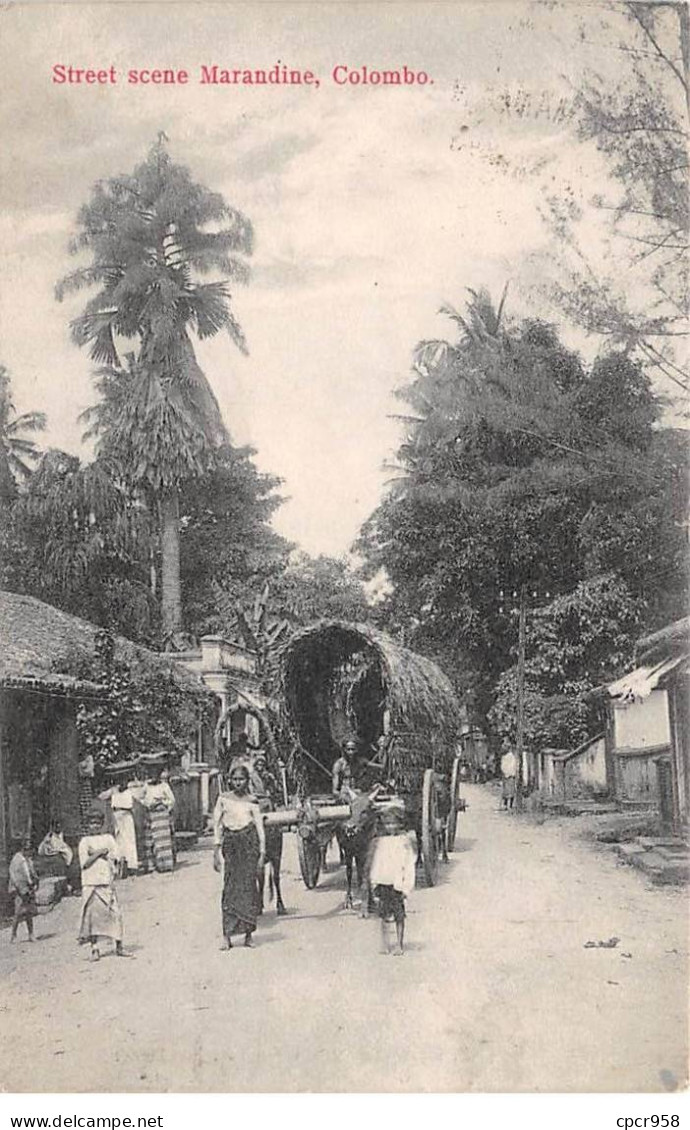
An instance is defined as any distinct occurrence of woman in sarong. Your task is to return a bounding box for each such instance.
[77,810,126,961]
[142,770,176,873]
[213,763,266,949]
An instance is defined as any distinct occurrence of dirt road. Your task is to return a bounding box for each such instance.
[1,784,687,1092]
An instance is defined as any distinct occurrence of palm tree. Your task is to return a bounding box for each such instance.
[0,365,46,501]
[56,137,253,641]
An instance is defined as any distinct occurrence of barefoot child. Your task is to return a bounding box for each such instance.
[78,809,126,960]
[9,838,38,943]
[368,801,416,956]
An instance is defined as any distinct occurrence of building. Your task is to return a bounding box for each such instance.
[539,733,607,803]
[174,634,273,752]
[605,617,689,831]
[0,590,214,901]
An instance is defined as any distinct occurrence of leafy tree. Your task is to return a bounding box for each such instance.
[465,5,689,398]
[64,630,213,770]
[488,574,643,751]
[267,553,372,626]
[178,443,290,638]
[56,137,253,639]
[550,2,689,395]
[358,288,688,726]
[5,449,156,643]
[0,365,46,502]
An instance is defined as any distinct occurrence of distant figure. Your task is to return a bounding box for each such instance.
[108,783,139,877]
[368,802,416,956]
[501,749,518,810]
[250,751,287,917]
[77,810,126,961]
[213,763,266,949]
[142,769,175,872]
[9,837,39,943]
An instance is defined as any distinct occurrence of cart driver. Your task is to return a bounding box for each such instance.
[333,738,383,797]
[332,738,361,798]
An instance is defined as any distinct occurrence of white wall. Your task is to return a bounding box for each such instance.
[613,690,670,752]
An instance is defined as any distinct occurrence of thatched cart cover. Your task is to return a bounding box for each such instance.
[280,620,460,793]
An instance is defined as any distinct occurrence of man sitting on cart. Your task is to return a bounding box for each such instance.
[332,737,383,798]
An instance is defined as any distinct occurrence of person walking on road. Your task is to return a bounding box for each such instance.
[368,801,416,956]
[500,748,518,810]
[213,763,266,950]
[77,809,127,961]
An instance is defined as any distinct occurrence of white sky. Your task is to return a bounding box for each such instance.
[0,1,653,555]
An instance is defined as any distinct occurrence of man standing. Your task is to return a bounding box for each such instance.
[500,748,518,810]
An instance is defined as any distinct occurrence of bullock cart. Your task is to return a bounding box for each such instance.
[273,620,463,888]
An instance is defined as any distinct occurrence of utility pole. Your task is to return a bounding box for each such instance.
[515,583,527,812]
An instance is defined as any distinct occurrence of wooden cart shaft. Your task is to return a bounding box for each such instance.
[263,804,352,829]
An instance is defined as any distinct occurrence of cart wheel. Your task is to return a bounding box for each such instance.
[447,754,462,852]
[421,768,439,886]
[297,829,322,889]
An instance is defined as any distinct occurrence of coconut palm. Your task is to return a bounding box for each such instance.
[56,137,253,640]
[0,365,46,501]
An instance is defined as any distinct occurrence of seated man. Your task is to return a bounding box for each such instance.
[332,738,383,797]
[332,738,359,797]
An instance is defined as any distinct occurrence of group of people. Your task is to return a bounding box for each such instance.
[102,769,177,877]
[210,736,416,957]
[8,766,178,961]
[9,737,417,960]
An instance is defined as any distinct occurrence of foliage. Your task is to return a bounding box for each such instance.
[488,575,643,750]
[550,2,689,395]
[4,449,157,643]
[469,5,690,398]
[57,137,254,634]
[178,443,290,638]
[357,289,688,730]
[266,553,373,626]
[63,630,212,769]
[0,365,46,502]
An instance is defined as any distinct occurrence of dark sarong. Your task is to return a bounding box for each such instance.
[14,890,38,921]
[221,824,260,939]
[375,884,406,923]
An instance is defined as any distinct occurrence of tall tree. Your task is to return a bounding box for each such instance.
[56,137,253,640]
[0,365,46,502]
[357,288,688,725]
